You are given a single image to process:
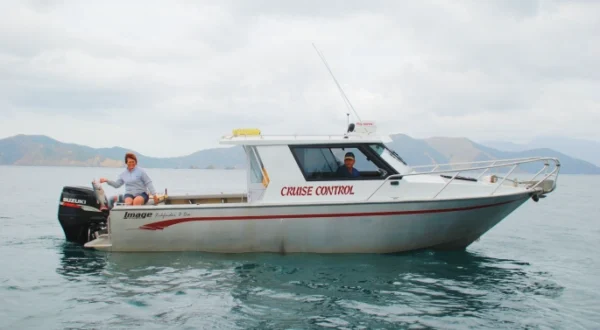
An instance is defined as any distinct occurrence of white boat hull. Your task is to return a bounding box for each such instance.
[85,192,532,253]
[63,123,559,255]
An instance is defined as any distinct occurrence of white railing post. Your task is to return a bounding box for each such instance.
[476,161,497,180]
[432,171,461,199]
[490,165,518,195]
[528,163,549,184]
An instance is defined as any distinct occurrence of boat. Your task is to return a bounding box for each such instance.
[56,121,560,253]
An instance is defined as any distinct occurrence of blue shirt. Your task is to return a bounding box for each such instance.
[336,166,360,178]
[107,166,157,195]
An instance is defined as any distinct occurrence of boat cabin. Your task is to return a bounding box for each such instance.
[219,122,414,203]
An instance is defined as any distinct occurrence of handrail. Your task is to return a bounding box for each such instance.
[366,156,560,201]
[410,156,544,170]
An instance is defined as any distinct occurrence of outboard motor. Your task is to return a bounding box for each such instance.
[57,185,109,245]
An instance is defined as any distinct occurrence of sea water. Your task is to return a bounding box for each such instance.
[0,166,598,329]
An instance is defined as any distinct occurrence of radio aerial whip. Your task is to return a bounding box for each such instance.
[312,43,362,127]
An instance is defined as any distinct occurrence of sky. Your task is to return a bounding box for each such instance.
[0,0,598,157]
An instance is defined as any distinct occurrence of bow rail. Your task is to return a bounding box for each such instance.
[366,156,561,201]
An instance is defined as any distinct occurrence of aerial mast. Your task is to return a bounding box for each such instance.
[312,43,362,131]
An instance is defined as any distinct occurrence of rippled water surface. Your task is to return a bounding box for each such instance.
[0,166,598,329]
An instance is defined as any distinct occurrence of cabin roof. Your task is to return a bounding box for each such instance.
[219,133,391,146]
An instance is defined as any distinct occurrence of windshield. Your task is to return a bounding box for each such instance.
[369,144,407,165]
[368,144,411,173]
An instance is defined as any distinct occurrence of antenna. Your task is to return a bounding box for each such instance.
[312,43,362,124]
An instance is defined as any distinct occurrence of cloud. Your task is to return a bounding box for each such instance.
[0,0,598,157]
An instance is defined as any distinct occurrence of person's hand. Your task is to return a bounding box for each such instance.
[153,195,159,205]
[99,178,107,183]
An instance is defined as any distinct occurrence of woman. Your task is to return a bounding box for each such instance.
[99,152,159,205]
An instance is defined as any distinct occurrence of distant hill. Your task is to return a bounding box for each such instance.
[0,134,245,169]
[482,136,600,167]
[1,133,599,174]
[467,139,599,175]
[387,134,599,175]
[385,134,448,165]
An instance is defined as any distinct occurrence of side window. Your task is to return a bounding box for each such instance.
[290,145,394,180]
[245,146,264,184]
[293,148,339,174]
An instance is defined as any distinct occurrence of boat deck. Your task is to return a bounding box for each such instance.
[164,193,248,205]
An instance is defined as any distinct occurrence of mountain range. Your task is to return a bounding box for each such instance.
[1,134,599,174]
[481,136,600,167]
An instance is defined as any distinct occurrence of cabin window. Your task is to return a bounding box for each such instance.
[289,144,397,181]
[245,146,265,185]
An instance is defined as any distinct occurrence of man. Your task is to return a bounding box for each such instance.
[336,152,360,178]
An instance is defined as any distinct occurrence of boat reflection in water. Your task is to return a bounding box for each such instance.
[54,243,564,328]
[56,242,107,282]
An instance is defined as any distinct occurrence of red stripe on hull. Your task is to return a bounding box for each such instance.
[137,197,525,231]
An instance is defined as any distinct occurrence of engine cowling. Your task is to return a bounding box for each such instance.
[57,185,108,245]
